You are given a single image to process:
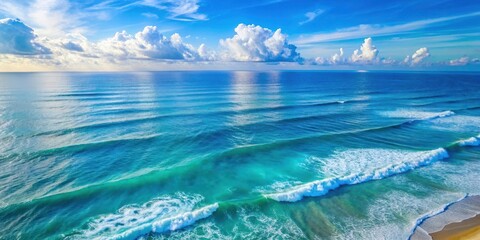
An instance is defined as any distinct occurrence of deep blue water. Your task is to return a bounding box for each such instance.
[0,71,479,239]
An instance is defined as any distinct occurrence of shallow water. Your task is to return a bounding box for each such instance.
[0,71,479,239]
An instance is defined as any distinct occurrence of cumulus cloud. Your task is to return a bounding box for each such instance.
[0,18,51,55]
[313,48,345,65]
[219,24,301,62]
[0,21,215,71]
[447,56,479,66]
[97,26,206,61]
[448,56,469,66]
[351,37,379,63]
[62,41,84,52]
[197,44,216,61]
[1,18,476,71]
[331,48,345,64]
[404,47,430,65]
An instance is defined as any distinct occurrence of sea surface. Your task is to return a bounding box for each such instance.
[0,71,479,239]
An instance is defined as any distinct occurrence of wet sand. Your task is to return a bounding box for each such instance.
[430,214,480,240]
[411,195,480,240]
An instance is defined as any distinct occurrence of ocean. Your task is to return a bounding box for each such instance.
[0,71,479,239]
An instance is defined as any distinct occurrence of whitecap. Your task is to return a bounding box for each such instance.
[379,110,455,121]
[458,135,480,146]
[265,148,449,202]
[75,193,218,240]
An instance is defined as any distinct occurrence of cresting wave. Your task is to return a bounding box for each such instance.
[111,204,219,240]
[74,194,218,240]
[407,194,469,240]
[265,148,450,202]
[418,110,455,120]
[458,134,480,146]
[4,117,470,211]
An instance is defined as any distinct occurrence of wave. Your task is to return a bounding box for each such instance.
[265,148,449,202]
[412,97,480,108]
[417,110,455,120]
[36,134,163,157]
[380,110,455,122]
[19,108,449,161]
[408,194,468,240]
[112,204,218,240]
[4,122,472,211]
[6,128,464,210]
[458,135,480,147]
[75,194,218,240]
[34,99,356,137]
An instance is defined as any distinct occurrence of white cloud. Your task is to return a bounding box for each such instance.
[0,21,215,71]
[380,58,397,65]
[164,0,208,21]
[0,0,90,37]
[0,0,208,38]
[0,18,476,71]
[351,37,378,63]
[97,26,205,60]
[219,24,301,62]
[331,48,344,64]
[142,12,159,19]
[197,44,216,61]
[299,9,324,25]
[448,56,471,66]
[0,18,50,55]
[404,47,430,65]
[130,0,208,21]
[294,11,480,45]
[313,48,345,65]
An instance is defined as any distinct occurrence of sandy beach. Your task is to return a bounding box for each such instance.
[430,214,480,240]
[411,195,480,240]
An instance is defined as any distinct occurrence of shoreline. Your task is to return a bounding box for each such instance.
[430,214,480,239]
[411,195,480,240]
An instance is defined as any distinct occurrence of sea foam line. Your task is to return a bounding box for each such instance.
[265,148,449,202]
[407,194,468,240]
[111,203,219,240]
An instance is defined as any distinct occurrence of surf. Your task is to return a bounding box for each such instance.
[265,148,450,202]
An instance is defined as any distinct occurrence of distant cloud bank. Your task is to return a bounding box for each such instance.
[0,18,478,71]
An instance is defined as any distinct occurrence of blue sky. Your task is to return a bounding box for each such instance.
[0,0,479,71]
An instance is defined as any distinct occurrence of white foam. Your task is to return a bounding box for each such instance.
[379,110,455,121]
[458,135,480,146]
[77,194,218,240]
[304,148,440,178]
[266,148,449,202]
[113,203,218,240]
[428,115,480,134]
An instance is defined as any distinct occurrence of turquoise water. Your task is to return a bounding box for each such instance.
[0,71,479,239]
